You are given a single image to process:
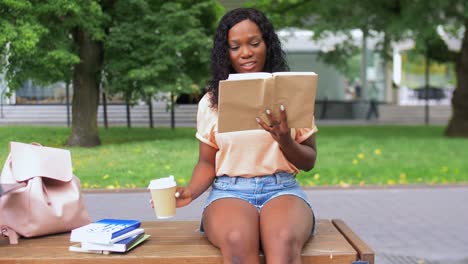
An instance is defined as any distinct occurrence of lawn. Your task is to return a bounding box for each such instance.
[0,126,466,188]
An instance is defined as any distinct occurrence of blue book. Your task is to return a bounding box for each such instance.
[70,219,141,244]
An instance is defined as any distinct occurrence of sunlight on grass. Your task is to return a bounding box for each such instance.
[1,126,467,188]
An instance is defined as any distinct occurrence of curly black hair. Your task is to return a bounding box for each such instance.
[206,8,289,109]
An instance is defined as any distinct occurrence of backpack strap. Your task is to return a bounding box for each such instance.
[1,226,19,244]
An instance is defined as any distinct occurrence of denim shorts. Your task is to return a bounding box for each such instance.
[200,172,316,235]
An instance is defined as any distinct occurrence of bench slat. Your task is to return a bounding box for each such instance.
[332,219,375,264]
[0,219,371,264]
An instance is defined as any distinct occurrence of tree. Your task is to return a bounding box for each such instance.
[399,0,468,137]
[249,0,403,84]
[408,29,455,125]
[0,0,221,146]
[1,1,107,146]
[104,1,221,128]
[249,0,468,137]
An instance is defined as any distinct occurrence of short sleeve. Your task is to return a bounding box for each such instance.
[295,116,318,143]
[195,94,219,149]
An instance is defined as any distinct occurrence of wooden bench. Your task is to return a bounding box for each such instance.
[0,219,374,264]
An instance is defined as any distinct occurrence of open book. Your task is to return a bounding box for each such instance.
[218,72,318,133]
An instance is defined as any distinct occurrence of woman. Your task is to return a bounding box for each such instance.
[175,8,318,263]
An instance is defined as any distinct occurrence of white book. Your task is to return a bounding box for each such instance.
[227,72,273,80]
[227,71,316,80]
[81,233,149,252]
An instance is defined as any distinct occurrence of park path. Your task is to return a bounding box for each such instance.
[84,185,468,264]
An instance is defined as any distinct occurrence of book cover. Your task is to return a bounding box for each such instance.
[81,232,148,252]
[70,219,141,244]
[69,234,150,254]
[218,72,318,133]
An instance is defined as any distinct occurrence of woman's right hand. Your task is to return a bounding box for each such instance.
[150,186,193,209]
[175,186,193,208]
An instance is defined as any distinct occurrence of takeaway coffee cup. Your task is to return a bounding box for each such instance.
[148,175,177,219]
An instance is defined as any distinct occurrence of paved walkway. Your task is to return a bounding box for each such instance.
[84,186,468,264]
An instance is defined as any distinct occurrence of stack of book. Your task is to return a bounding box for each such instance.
[69,219,150,254]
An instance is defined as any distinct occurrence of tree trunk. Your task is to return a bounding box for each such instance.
[66,28,102,146]
[424,49,430,125]
[148,98,154,128]
[126,95,131,128]
[171,91,175,129]
[445,23,468,138]
[102,91,108,129]
[66,80,71,127]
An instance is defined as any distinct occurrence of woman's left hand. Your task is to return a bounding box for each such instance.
[256,104,293,146]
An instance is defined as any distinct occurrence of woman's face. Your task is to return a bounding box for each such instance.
[228,19,267,73]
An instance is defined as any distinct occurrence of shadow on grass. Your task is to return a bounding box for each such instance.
[0,126,197,148]
[0,125,454,149]
[318,125,447,139]
[99,127,196,145]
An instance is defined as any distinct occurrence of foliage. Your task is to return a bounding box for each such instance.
[246,0,464,73]
[104,1,223,104]
[316,44,360,80]
[0,0,105,89]
[248,0,468,137]
[246,0,404,74]
[0,0,221,94]
[1,126,467,188]
[0,0,222,146]
[398,0,468,137]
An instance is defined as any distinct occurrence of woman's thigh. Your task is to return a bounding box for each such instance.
[202,197,260,249]
[259,195,314,251]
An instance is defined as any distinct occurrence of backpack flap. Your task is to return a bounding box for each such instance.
[9,142,73,182]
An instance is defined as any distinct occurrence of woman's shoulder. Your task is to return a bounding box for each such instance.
[198,92,214,108]
[198,92,217,114]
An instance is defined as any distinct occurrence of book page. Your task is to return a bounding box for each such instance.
[228,72,272,80]
[272,72,317,76]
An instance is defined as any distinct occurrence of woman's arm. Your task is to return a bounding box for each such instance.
[176,141,217,207]
[256,105,317,171]
[276,134,317,171]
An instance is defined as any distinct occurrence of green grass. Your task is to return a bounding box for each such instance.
[1,126,467,188]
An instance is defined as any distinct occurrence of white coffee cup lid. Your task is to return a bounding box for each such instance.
[148,175,176,189]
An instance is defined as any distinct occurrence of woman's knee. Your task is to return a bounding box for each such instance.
[221,228,259,250]
[217,228,260,263]
[262,228,304,261]
[278,228,303,250]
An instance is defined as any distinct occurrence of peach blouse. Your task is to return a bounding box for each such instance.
[195,93,318,177]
